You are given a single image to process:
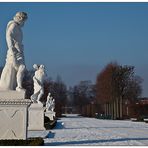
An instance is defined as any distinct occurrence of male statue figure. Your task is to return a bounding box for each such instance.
[0,12,27,91]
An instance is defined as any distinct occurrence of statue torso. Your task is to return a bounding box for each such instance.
[6,20,23,49]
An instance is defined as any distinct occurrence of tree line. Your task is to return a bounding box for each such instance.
[64,62,143,119]
[0,61,143,119]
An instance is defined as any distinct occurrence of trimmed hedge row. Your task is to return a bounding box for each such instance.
[44,116,57,129]
[45,120,57,129]
[0,137,44,146]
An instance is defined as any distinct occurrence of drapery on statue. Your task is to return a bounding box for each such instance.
[46,93,55,111]
[31,64,45,104]
[0,12,28,91]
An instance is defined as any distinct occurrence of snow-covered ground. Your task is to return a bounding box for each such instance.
[42,114,148,146]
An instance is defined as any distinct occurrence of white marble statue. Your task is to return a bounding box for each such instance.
[46,93,55,112]
[0,12,27,91]
[31,64,45,104]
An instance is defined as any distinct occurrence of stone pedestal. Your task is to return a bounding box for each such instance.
[28,103,45,131]
[45,111,56,121]
[0,99,31,140]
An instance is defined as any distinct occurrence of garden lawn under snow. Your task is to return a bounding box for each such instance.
[43,114,148,146]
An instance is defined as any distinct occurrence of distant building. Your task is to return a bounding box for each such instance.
[123,98,148,119]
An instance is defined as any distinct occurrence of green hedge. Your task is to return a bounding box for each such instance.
[96,114,112,120]
[44,116,57,129]
[0,137,44,146]
[45,119,57,129]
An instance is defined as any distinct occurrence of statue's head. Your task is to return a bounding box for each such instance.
[33,64,45,79]
[13,12,28,26]
[47,93,52,99]
[33,64,39,70]
[40,65,45,70]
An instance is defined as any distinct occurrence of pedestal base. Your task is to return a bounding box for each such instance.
[45,111,56,121]
[0,99,31,140]
[28,103,45,131]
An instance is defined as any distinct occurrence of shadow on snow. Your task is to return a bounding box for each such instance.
[64,126,148,130]
[48,121,65,130]
[45,137,148,146]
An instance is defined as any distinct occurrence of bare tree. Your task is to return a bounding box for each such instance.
[71,80,96,113]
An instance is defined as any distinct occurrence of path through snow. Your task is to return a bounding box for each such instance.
[44,114,148,146]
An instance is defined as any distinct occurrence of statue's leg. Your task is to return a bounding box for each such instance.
[16,64,25,90]
[31,92,39,103]
[37,89,44,104]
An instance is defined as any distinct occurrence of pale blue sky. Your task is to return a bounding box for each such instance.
[0,2,148,97]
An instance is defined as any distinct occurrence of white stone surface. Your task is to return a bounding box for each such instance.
[0,12,31,140]
[28,103,45,131]
[0,90,26,100]
[46,93,55,112]
[31,64,45,104]
[0,99,31,140]
[0,12,27,91]
[45,111,56,121]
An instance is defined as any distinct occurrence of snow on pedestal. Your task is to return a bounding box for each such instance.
[0,90,26,100]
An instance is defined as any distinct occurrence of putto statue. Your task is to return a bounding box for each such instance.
[46,93,55,112]
[0,12,28,91]
[31,64,45,104]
